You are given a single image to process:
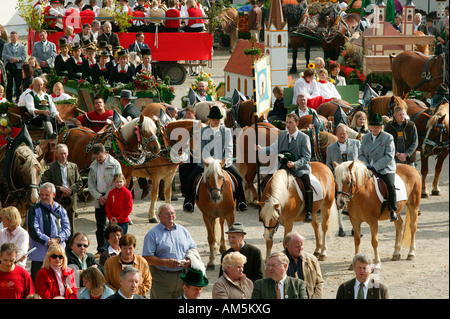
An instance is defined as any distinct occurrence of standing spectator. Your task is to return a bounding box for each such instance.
[0,207,30,269]
[27,182,71,283]
[267,86,286,124]
[384,104,419,165]
[54,38,71,77]
[284,231,324,299]
[248,0,262,42]
[252,252,308,299]
[88,143,122,256]
[142,203,197,299]
[35,243,78,299]
[128,31,149,53]
[20,63,34,94]
[0,31,6,62]
[179,268,209,299]
[105,173,133,234]
[99,224,123,266]
[27,56,43,78]
[392,14,402,33]
[78,266,115,299]
[2,31,27,102]
[213,251,253,299]
[218,223,264,282]
[164,0,181,32]
[41,143,83,237]
[106,267,146,299]
[0,243,34,299]
[32,30,57,74]
[336,253,389,299]
[104,234,152,296]
[257,0,268,40]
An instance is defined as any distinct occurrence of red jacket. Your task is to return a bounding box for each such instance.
[35,267,77,299]
[105,186,133,223]
[187,7,204,26]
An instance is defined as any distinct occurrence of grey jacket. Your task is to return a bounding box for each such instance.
[32,41,57,69]
[88,154,122,208]
[326,138,361,172]
[2,42,27,69]
[198,125,233,168]
[261,129,311,177]
[358,131,396,174]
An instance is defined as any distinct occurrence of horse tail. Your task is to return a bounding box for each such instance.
[214,218,221,245]
[401,206,412,248]
[326,200,339,244]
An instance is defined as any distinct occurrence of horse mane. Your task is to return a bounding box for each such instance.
[15,144,41,172]
[203,158,224,181]
[260,169,292,223]
[426,103,449,130]
[334,160,370,188]
[121,116,157,140]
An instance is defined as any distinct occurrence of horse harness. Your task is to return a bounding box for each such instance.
[411,53,447,92]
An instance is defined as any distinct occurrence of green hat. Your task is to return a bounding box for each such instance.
[207,105,223,120]
[369,113,384,126]
[180,268,209,287]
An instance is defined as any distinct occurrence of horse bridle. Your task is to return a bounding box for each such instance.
[336,171,373,201]
[423,121,449,156]
[205,175,224,196]
[259,200,281,233]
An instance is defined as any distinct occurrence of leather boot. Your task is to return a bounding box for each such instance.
[304,190,313,223]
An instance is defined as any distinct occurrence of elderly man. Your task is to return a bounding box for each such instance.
[25,77,64,138]
[218,223,264,282]
[326,124,361,172]
[74,95,114,133]
[197,81,215,102]
[106,267,146,299]
[41,144,83,237]
[291,92,318,119]
[27,182,71,283]
[337,253,389,299]
[179,268,209,299]
[2,31,27,102]
[97,21,121,48]
[32,30,57,74]
[142,204,197,299]
[88,143,122,256]
[284,232,324,299]
[252,252,308,299]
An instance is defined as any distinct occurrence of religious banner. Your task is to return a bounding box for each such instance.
[254,55,272,117]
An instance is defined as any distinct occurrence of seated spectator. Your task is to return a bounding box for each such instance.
[329,62,346,86]
[106,267,146,299]
[292,68,320,105]
[0,207,29,269]
[183,0,205,32]
[317,69,341,99]
[90,50,111,84]
[291,92,319,119]
[51,82,72,102]
[60,26,75,45]
[74,95,113,133]
[99,224,123,266]
[108,49,135,85]
[66,43,90,80]
[28,56,43,78]
[267,85,286,123]
[80,4,96,26]
[104,234,152,296]
[164,0,181,32]
[78,266,115,299]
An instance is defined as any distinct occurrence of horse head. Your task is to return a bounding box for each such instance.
[334,160,370,210]
[203,157,226,203]
[423,103,449,156]
[14,145,42,204]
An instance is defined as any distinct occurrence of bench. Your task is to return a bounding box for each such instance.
[336,84,360,107]
[283,87,297,112]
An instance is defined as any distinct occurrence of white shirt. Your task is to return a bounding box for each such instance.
[276,275,287,299]
[338,141,347,153]
[0,226,29,268]
[354,278,370,299]
[317,80,341,99]
[292,77,320,104]
[24,90,59,118]
[291,106,318,119]
[58,161,69,187]
[51,92,72,102]
[288,129,299,143]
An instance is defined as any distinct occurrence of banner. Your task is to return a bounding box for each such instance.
[254,55,271,117]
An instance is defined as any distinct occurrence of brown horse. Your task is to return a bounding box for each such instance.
[218,6,239,52]
[0,144,43,227]
[316,99,353,120]
[257,162,337,261]
[391,51,448,98]
[196,158,235,269]
[236,122,279,204]
[225,98,266,128]
[334,160,421,266]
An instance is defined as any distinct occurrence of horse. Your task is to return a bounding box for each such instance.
[421,102,449,197]
[236,122,279,205]
[334,160,421,266]
[0,143,43,228]
[196,158,236,269]
[391,51,448,98]
[218,6,239,52]
[257,162,337,261]
[194,101,228,124]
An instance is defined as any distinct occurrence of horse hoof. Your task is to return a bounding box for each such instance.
[421,193,429,199]
[313,251,320,258]
[407,254,415,261]
[431,190,440,196]
[207,264,215,271]
[392,254,401,261]
[148,218,158,223]
[319,254,327,261]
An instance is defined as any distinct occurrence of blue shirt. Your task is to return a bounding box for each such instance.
[142,223,196,271]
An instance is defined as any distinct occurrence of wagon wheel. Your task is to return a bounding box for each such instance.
[163,63,187,85]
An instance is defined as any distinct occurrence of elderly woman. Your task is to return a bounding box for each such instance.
[35,244,78,299]
[359,113,398,222]
[350,111,370,134]
[212,251,253,299]
[99,224,123,266]
[78,266,115,299]
[66,232,104,282]
[0,207,29,268]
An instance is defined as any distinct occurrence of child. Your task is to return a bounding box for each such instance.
[51,82,72,102]
[105,173,133,234]
[267,86,286,123]
[0,85,8,103]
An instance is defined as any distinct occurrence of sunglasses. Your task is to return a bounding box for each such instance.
[76,244,89,248]
[50,254,64,260]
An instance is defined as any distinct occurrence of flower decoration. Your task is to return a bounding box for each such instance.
[134,71,157,91]
[0,114,11,135]
[193,72,217,97]
[308,63,315,69]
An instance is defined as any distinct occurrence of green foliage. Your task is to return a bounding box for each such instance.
[204,0,231,34]
[16,0,44,31]
[107,1,132,33]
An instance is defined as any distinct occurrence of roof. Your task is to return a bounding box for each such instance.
[223,39,265,77]
[266,0,287,30]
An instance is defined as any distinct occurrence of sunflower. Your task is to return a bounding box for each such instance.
[308,63,315,69]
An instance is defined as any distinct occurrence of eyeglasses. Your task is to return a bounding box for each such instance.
[76,243,89,248]
[266,263,284,269]
[50,254,64,260]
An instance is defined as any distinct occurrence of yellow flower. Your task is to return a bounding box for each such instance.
[330,79,335,84]
[308,63,315,69]
[0,118,8,127]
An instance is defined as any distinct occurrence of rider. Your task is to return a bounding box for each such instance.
[256,113,313,223]
[359,113,398,222]
[183,105,248,213]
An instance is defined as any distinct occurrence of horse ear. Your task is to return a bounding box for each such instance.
[16,152,26,164]
[348,161,354,171]
[36,152,45,163]
[139,114,145,123]
[333,161,339,169]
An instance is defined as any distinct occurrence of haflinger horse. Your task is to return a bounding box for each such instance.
[334,160,421,267]
[196,158,236,270]
[257,162,337,261]
[0,143,43,227]
[218,6,239,52]
[391,51,448,98]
